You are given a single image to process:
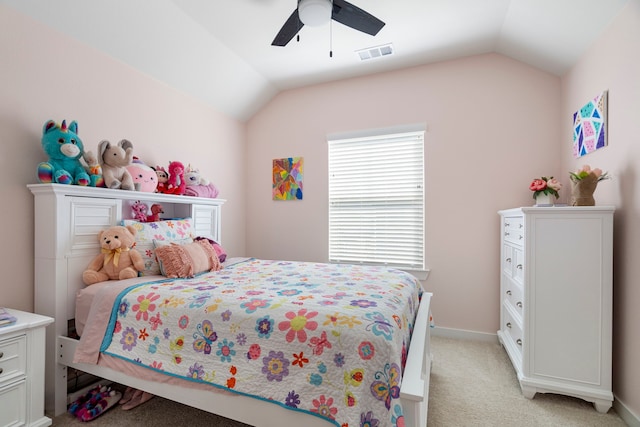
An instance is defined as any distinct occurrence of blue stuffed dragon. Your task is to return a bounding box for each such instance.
[36,119,100,186]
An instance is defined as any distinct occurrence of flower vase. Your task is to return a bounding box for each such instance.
[535,192,554,206]
[570,173,598,206]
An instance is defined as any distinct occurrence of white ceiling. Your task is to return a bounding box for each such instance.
[2,0,629,121]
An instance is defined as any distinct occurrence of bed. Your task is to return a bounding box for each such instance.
[29,183,433,427]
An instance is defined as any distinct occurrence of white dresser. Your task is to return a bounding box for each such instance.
[497,206,614,413]
[0,309,53,427]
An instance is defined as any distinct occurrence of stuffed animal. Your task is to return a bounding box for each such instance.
[98,139,135,190]
[154,166,169,193]
[146,204,164,222]
[165,161,186,195]
[185,164,210,186]
[183,164,219,198]
[131,200,148,222]
[82,150,105,187]
[82,225,144,285]
[37,119,91,186]
[184,182,220,198]
[126,158,158,192]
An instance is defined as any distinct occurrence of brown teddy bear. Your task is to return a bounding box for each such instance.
[82,225,144,285]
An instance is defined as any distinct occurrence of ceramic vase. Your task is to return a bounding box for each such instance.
[535,192,554,206]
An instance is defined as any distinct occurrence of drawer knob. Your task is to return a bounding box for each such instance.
[504,232,510,236]
[517,339,522,346]
[505,222,510,227]
[519,235,523,240]
[506,322,512,329]
[506,290,512,296]
[519,224,523,229]
[517,301,523,308]
[0,367,3,374]
[516,264,523,270]
[0,351,3,359]
[506,257,512,263]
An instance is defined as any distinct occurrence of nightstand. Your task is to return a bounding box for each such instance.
[0,309,53,427]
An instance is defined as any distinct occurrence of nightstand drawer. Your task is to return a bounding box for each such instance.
[0,379,27,427]
[0,335,27,386]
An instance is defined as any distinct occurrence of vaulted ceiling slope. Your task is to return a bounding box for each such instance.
[2,0,629,121]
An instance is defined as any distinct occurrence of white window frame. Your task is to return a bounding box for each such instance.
[327,125,427,279]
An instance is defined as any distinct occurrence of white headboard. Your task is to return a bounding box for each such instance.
[28,183,225,415]
[29,183,225,321]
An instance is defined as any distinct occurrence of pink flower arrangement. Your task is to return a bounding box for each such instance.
[569,165,609,182]
[529,176,562,200]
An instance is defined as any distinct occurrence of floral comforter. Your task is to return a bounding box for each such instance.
[99,259,422,427]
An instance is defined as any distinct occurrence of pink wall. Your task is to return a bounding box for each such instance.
[561,0,640,418]
[0,6,246,311]
[246,53,562,335]
[3,0,637,420]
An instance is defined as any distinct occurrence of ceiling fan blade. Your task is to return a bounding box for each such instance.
[331,0,385,36]
[272,9,304,46]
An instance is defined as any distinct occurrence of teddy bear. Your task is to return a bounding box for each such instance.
[126,157,158,192]
[98,139,135,190]
[37,119,93,186]
[82,225,144,285]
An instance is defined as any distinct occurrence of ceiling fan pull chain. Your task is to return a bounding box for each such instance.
[329,18,333,58]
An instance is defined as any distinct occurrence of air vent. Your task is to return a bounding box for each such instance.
[355,43,394,61]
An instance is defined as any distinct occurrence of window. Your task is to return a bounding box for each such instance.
[328,128,425,273]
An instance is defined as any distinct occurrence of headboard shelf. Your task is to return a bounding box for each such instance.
[28,183,225,415]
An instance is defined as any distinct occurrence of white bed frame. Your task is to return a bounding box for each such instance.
[29,183,432,427]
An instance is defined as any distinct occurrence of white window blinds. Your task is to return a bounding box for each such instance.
[328,130,425,270]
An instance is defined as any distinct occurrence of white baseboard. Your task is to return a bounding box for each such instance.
[614,397,640,427]
[430,326,498,342]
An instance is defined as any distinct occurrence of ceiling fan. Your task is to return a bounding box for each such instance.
[272,0,385,47]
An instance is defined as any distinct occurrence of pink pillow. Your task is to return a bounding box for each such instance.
[154,240,221,278]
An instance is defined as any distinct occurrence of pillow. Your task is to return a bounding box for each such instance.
[154,239,221,278]
[153,237,193,276]
[121,218,195,276]
[194,236,227,262]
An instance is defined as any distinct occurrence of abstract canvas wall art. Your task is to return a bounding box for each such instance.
[573,91,608,158]
[273,157,303,200]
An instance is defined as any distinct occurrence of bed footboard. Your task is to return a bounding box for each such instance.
[400,292,433,427]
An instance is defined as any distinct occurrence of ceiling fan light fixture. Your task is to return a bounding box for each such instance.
[298,0,332,27]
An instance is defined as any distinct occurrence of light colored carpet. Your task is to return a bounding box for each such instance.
[51,335,627,426]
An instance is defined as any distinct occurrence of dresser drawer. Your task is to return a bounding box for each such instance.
[503,216,524,245]
[504,281,524,316]
[513,247,524,285]
[503,306,523,358]
[502,244,513,276]
[0,335,27,387]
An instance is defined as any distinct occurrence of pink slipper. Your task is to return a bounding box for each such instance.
[118,386,137,405]
[121,389,154,411]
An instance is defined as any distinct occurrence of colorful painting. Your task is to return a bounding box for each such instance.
[573,91,608,158]
[273,157,303,200]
